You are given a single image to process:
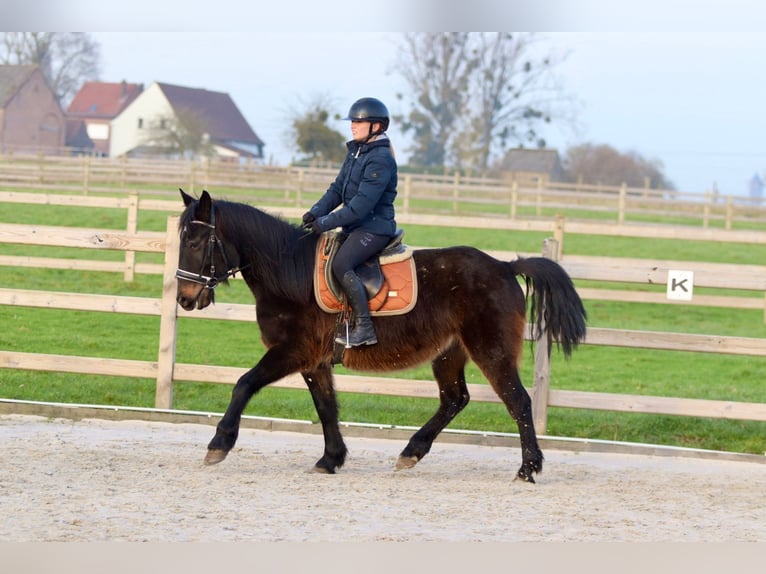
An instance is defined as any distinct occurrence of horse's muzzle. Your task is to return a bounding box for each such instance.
[177,282,212,311]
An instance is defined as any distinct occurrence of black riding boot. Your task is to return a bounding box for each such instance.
[336,270,378,347]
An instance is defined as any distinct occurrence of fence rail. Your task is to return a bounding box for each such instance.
[2,153,766,229]
[3,190,765,321]
[2,210,765,434]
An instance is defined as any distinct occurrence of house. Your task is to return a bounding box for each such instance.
[495,148,564,184]
[66,80,143,155]
[0,64,65,154]
[109,81,264,160]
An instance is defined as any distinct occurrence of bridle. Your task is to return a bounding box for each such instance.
[175,205,245,291]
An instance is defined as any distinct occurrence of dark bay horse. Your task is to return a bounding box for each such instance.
[175,189,587,482]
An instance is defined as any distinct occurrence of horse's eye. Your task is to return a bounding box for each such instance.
[187,239,202,251]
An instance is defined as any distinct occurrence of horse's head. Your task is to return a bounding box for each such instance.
[175,189,242,311]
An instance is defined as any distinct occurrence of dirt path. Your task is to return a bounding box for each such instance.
[1,414,764,542]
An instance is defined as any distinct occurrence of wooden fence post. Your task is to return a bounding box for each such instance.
[155,215,180,409]
[531,236,559,434]
[296,169,304,206]
[402,174,411,214]
[535,179,543,217]
[82,155,90,195]
[202,157,210,190]
[725,197,733,231]
[188,161,196,194]
[509,180,518,219]
[124,193,138,282]
[553,215,565,260]
[452,171,460,213]
[119,155,127,190]
[618,183,627,224]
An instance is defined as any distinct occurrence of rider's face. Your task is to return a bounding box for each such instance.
[350,120,377,141]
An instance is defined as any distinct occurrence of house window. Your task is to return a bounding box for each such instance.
[87,123,109,140]
[137,118,144,129]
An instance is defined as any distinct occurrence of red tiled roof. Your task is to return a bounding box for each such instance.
[67,81,143,118]
[157,82,264,146]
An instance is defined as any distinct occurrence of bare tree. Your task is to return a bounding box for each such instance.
[0,32,100,106]
[395,32,573,173]
[563,143,676,190]
[461,33,573,174]
[398,32,574,173]
[394,33,480,167]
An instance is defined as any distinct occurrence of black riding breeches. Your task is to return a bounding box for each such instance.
[331,229,390,282]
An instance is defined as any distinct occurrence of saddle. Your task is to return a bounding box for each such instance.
[313,230,418,316]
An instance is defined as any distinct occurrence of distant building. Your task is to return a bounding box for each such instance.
[0,64,65,154]
[66,80,144,155]
[494,148,564,184]
[110,81,264,160]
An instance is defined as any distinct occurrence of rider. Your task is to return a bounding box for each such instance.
[302,97,398,347]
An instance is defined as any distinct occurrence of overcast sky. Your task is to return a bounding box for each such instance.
[8,1,766,196]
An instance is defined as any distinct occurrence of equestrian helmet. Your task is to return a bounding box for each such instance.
[344,97,390,130]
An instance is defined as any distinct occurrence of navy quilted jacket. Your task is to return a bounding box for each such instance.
[309,136,398,236]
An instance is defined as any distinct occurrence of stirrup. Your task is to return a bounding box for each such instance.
[335,319,353,348]
[335,319,377,347]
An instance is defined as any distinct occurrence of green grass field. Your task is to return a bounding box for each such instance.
[1,198,765,454]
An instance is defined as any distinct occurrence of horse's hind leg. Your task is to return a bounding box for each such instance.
[492,365,543,482]
[473,356,542,482]
[302,363,347,474]
[396,342,470,470]
[462,335,543,483]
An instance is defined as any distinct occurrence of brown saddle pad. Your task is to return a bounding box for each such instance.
[313,232,418,316]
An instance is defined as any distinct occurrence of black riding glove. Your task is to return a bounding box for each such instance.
[301,212,323,235]
[305,220,323,235]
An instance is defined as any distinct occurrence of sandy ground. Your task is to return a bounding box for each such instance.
[1,414,764,542]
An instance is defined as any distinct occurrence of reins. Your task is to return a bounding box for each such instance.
[175,205,247,290]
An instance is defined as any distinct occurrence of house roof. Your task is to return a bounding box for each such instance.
[157,82,264,146]
[0,64,38,108]
[67,81,143,118]
[503,148,562,173]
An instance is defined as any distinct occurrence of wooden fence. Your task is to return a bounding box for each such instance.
[2,193,766,433]
[2,152,766,230]
[3,189,766,319]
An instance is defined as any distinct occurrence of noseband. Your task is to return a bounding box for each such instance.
[175,206,244,290]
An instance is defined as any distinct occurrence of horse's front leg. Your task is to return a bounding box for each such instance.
[205,346,300,465]
[302,363,347,474]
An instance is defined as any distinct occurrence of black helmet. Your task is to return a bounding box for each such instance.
[344,97,390,131]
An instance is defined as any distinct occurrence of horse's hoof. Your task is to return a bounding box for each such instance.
[513,470,537,484]
[204,449,228,465]
[310,465,334,474]
[395,455,419,470]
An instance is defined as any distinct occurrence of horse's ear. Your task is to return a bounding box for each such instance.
[196,190,212,222]
[180,188,194,206]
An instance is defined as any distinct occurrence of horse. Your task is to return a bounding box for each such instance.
[175,189,587,483]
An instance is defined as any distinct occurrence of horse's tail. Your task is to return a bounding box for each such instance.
[507,256,587,358]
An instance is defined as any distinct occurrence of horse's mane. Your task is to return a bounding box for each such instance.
[182,199,316,304]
